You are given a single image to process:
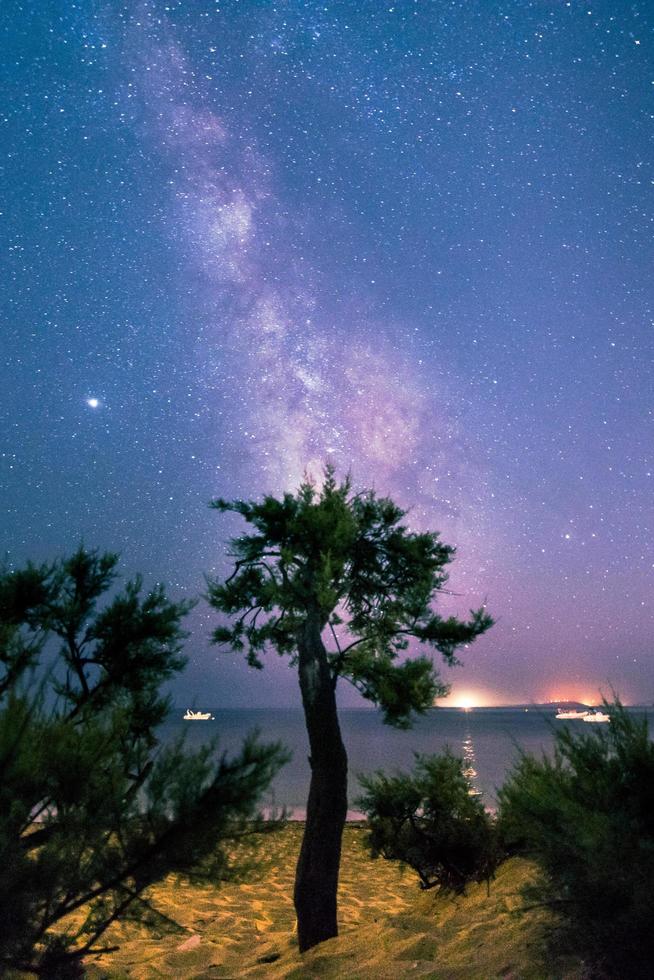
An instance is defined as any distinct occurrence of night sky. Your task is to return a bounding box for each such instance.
[3,1,653,707]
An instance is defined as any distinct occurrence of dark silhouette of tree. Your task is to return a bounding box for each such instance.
[0,547,288,978]
[207,467,493,952]
[358,751,498,894]
[498,700,654,979]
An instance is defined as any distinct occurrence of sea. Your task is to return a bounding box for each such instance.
[163,706,654,819]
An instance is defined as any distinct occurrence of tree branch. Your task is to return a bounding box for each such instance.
[65,626,89,697]
[328,620,342,656]
[235,603,264,629]
[338,634,374,657]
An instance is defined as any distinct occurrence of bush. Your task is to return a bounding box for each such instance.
[497,700,654,978]
[357,751,498,894]
[0,548,288,976]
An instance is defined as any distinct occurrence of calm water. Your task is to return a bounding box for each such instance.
[163,707,654,818]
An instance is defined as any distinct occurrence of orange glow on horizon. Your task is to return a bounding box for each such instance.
[547,691,601,707]
[448,691,482,709]
[441,687,614,709]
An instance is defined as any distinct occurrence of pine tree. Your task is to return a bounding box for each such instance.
[207,467,493,951]
[0,546,287,977]
[498,701,654,978]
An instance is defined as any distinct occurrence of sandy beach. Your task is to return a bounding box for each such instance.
[68,825,586,979]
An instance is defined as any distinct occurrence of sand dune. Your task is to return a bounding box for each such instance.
[76,825,583,979]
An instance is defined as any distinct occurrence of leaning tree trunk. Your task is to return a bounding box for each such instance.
[293,609,348,953]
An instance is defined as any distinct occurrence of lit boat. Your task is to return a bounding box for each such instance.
[183,709,214,720]
[583,711,610,723]
[555,709,589,719]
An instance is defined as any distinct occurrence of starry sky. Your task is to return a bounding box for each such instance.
[2,0,653,707]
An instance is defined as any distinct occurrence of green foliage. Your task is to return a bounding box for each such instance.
[357,752,498,893]
[208,466,493,726]
[0,547,288,976]
[497,701,654,978]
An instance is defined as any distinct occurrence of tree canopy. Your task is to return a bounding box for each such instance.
[208,468,492,727]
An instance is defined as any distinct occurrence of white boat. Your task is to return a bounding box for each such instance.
[555,709,589,719]
[583,711,610,723]
[183,709,214,721]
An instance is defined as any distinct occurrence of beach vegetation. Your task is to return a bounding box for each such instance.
[207,465,492,951]
[0,547,287,978]
[357,750,498,894]
[497,700,654,978]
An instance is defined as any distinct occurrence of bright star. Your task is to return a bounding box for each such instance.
[87,398,100,409]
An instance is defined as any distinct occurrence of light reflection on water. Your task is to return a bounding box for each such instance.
[461,729,478,791]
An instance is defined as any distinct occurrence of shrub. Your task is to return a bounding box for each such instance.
[497,700,654,978]
[357,751,498,894]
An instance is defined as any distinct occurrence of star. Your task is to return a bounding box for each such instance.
[86,398,100,409]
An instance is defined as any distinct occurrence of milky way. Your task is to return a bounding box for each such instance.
[2,1,653,705]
